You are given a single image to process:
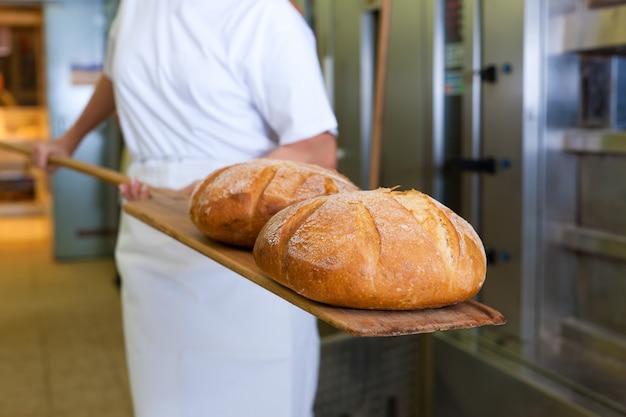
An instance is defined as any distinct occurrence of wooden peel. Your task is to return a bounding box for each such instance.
[0,140,506,336]
[0,140,130,185]
[0,140,183,199]
[124,194,506,337]
[368,0,392,190]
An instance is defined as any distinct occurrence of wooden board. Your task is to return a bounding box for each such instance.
[124,194,506,337]
[0,141,505,336]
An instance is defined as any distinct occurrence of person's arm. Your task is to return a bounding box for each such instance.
[32,75,116,172]
[264,131,337,169]
[119,131,339,202]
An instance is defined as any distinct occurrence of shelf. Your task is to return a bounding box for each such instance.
[551,4,626,54]
[561,130,626,154]
[0,107,49,141]
[0,201,46,216]
[557,224,626,262]
[561,316,626,364]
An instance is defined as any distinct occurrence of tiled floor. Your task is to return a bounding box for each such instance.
[0,216,133,417]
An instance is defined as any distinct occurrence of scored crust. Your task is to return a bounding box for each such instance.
[189,158,360,247]
[253,188,487,310]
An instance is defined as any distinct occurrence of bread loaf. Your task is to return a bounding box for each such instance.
[189,158,360,247]
[253,188,487,310]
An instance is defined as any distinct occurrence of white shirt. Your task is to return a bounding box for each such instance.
[106,2,331,416]
[104,0,337,167]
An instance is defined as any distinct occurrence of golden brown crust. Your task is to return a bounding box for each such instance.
[189,158,360,247]
[253,188,487,310]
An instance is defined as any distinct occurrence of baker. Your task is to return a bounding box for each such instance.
[31,1,337,416]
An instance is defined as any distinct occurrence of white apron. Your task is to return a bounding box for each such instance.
[115,159,320,417]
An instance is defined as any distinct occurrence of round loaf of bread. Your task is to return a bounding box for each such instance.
[253,188,487,310]
[189,158,360,247]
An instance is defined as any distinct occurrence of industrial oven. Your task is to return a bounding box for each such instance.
[306,0,626,415]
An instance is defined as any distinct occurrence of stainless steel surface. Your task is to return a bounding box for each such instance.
[468,0,482,230]
[314,333,421,417]
[438,0,526,336]
[324,0,367,187]
[579,56,626,130]
[317,0,436,191]
[438,0,626,415]
[558,224,626,262]
[435,331,626,417]
[432,0,445,201]
[553,4,626,53]
[313,0,626,415]
[476,0,525,336]
[416,334,434,417]
[561,316,626,364]
[359,9,375,186]
[520,0,543,345]
[562,130,626,154]
[379,0,435,192]
[532,0,626,414]
[579,155,626,235]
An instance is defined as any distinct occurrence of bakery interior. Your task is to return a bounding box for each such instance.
[1,0,626,416]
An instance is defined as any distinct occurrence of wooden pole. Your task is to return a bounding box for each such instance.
[0,140,131,186]
[0,140,190,200]
[368,0,392,190]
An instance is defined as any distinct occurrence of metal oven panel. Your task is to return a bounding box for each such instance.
[588,0,626,8]
[577,255,626,335]
[580,154,626,235]
[579,56,626,130]
[315,335,420,417]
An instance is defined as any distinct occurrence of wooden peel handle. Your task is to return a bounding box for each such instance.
[368,0,392,190]
[0,140,187,200]
[0,140,131,186]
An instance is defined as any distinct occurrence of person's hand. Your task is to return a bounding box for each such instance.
[31,135,75,174]
[119,178,151,201]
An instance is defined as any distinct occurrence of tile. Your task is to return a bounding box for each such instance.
[0,219,133,417]
[0,393,49,417]
[0,216,51,244]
